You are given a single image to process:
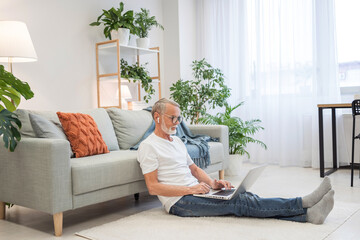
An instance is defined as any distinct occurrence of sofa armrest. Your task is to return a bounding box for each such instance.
[188,125,229,169]
[0,138,72,214]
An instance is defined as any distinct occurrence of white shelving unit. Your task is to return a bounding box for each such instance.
[95,39,161,109]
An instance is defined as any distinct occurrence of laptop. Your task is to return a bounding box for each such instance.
[193,165,267,200]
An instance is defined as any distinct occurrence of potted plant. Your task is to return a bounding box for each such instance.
[0,65,34,152]
[120,59,155,103]
[199,102,267,176]
[170,58,231,124]
[134,8,164,48]
[90,2,136,45]
[0,65,34,209]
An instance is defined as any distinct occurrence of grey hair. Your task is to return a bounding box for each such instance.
[151,98,180,119]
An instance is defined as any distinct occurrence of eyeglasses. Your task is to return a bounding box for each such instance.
[163,114,183,124]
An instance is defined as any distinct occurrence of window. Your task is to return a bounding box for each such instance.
[335,0,360,88]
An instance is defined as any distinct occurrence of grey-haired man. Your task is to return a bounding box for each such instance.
[137,98,334,224]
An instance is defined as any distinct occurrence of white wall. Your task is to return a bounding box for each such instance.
[162,0,181,98]
[0,0,164,111]
[161,0,198,98]
[178,0,197,81]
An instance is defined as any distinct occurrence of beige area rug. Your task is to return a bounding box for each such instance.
[76,201,360,240]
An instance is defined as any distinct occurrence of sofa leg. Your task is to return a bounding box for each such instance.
[134,193,139,201]
[53,212,63,237]
[219,170,225,180]
[0,202,5,219]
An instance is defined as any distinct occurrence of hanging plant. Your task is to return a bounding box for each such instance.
[120,59,155,103]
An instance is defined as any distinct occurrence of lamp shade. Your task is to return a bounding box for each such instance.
[115,85,132,100]
[0,21,37,63]
[121,85,132,99]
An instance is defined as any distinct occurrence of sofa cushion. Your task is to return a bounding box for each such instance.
[71,143,224,195]
[106,108,153,150]
[81,108,119,151]
[208,142,224,165]
[71,150,144,195]
[57,112,109,158]
[29,113,67,139]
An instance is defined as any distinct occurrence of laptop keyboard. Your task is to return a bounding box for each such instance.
[212,189,235,196]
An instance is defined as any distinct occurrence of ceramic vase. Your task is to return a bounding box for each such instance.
[225,154,244,176]
[111,28,130,45]
[136,37,150,49]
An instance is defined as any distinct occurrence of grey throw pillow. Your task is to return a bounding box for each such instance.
[29,113,74,157]
[29,113,67,139]
[15,109,61,138]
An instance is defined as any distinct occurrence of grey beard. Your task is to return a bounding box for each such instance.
[161,121,176,135]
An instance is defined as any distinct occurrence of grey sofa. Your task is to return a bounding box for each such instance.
[0,108,229,236]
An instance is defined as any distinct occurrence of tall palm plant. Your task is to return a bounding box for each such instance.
[170,59,230,124]
[199,102,267,157]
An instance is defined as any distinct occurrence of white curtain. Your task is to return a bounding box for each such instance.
[196,0,344,167]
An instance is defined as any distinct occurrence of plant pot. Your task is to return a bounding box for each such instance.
[136,37,150,49]
[111,28,130,45]
[225,154,244,176]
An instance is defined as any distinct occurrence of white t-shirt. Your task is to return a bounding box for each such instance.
[137,133,199,212]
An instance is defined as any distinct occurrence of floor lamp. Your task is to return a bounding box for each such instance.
[0,21,38,73]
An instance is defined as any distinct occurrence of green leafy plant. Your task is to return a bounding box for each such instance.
[90,2,136,40]
[199,102,267,157]
[170,59,231,124]
[120,59,155,103]
[0,65,34,152]
[134,8,164,38]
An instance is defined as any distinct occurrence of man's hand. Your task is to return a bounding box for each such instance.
[211,179,234,190]
[190,182,211,194]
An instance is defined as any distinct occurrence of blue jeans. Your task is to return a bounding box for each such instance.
[169,192,307,222]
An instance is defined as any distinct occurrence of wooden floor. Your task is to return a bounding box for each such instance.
[1,163,360,239]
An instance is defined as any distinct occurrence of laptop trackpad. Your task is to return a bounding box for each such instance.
[212,189,235,196]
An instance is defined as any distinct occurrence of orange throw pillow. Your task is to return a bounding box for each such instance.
[57,112,109,158]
